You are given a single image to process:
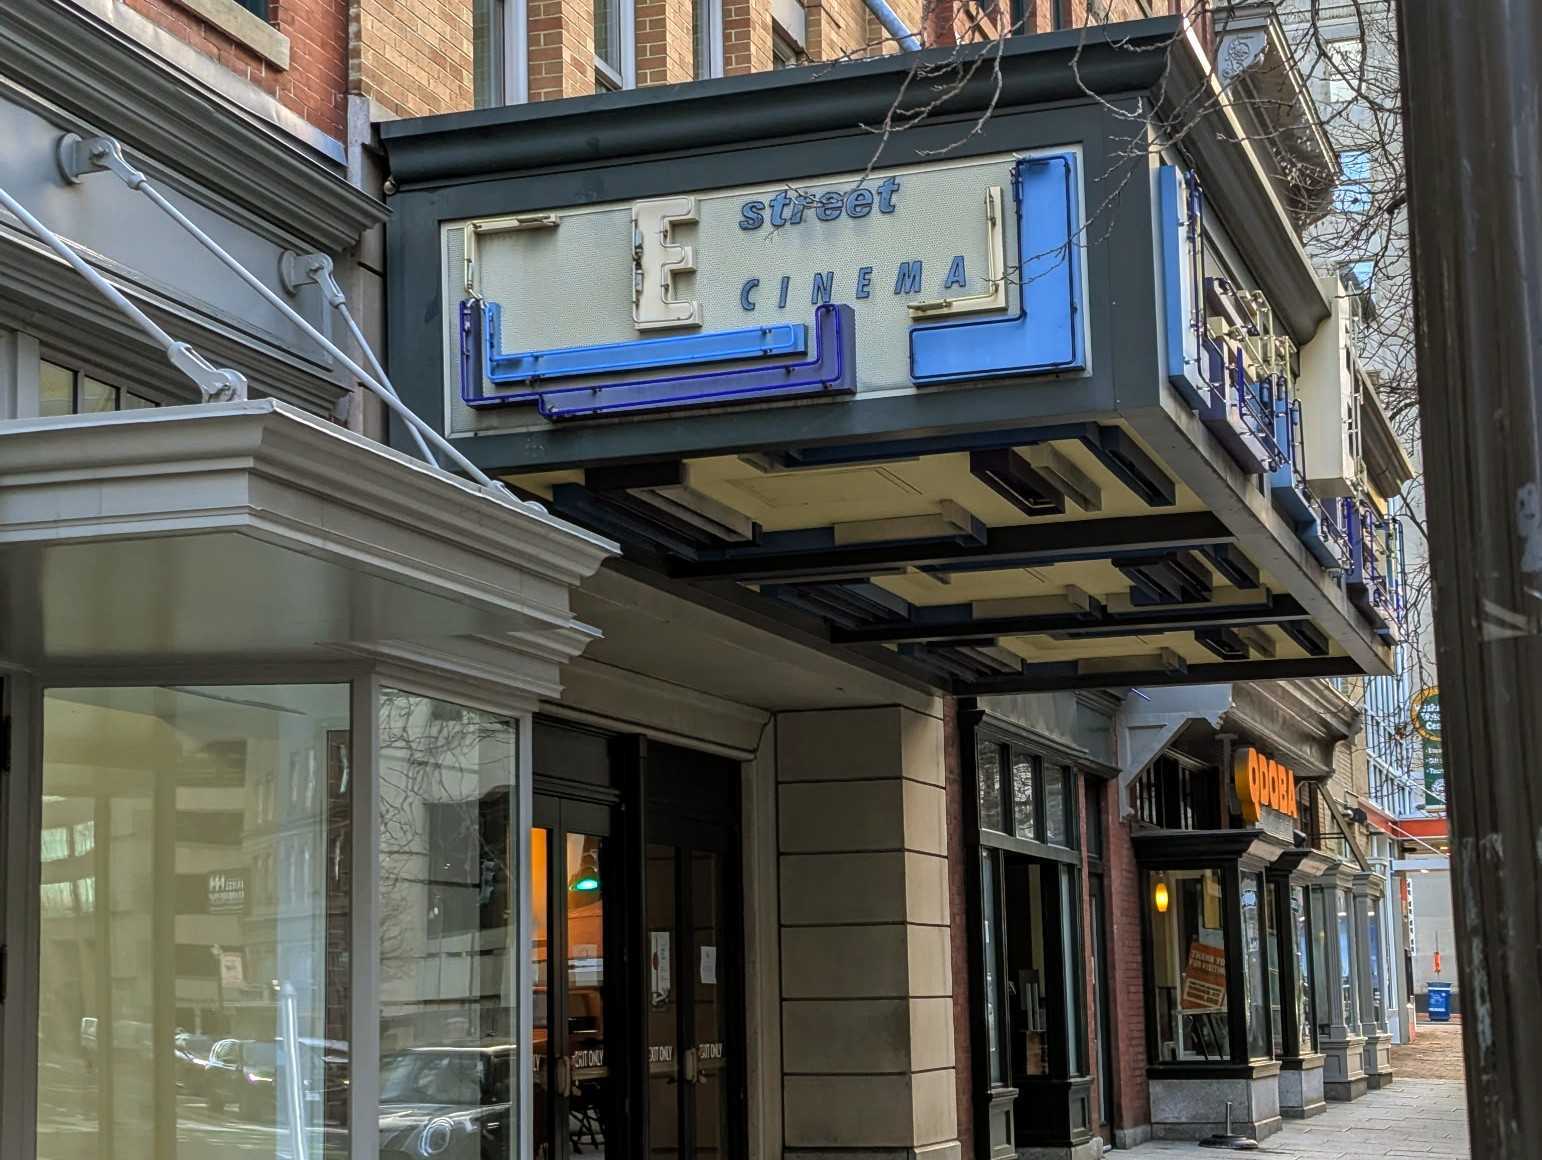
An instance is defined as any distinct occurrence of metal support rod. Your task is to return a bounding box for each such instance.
[1397,0,1542,1154]
[862,0,921,50]
[0,182,246,400]
[59,134,516,500]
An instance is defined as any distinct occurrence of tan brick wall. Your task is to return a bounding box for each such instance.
[351,0,476,117]
[723,0,772,74]
[529,0,599,99]
[637,0,694,84]
[123,0,349,138]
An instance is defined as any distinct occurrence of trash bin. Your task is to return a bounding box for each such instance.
[1427,981,1453,1022]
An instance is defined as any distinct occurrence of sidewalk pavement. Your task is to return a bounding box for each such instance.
[1122,1078,1470,1159]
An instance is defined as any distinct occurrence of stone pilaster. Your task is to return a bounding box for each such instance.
[1353,873,1395,1089]
[778,705,961,1160]
[1313,876,1367,1101]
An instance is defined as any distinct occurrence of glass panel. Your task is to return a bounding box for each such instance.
[377,689,518,1160]
[1311,888,1333,1037]
[1006,858,1050,1077]
[980,852,1004,1085]
[1293,886,1316,1051]
[1044,766,1068,847]
[1149,868,1229,1062]
[1010,751,1037,840]
[39,360,74,415]
[646,844,679,1160]
[1241,873,1268,1059]
[1337,888,1357,1026]
[531,827,552,1160]
[568,833,611,1158]
[594,0,619,73]
[472,0,501,106]
[78,375,119,413]
[123,392,158,410]
[1058,869,1082,1076]
[37,684,350,1160]
[1368,902,1385,1025]
[1265,883,1283,1056]
[976,738,1004,832]
[691,849,728,1160]
[692,0,711,77]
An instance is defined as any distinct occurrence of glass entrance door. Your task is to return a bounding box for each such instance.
[532,795,615,1160]
[644,824,737,1160]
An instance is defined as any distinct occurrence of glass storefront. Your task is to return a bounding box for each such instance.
[1291,886,1316,1052]
[33,682,524,1160]
[36,684,352,1160]
[1240,873,1269,1060]
[1149,869,1230,1062]
[1367,900,1385,1025]
[1337,888,1358,1028]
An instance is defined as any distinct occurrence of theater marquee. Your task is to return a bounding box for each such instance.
[441,150,1086,429]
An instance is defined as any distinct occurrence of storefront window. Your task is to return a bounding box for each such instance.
[977,737,1005,832]
[1311,887,1334,1038]
[1241,873,1269,1059]
[1149,868,1230,1061]
[1368,901,1385,1025]
[36,684,352,1160]
[981,852,1005,1085]
[1292,886,1316,1051]
[1264,882,1283,1057]
[1337,888,1358,1027]
[377,689,519,1158]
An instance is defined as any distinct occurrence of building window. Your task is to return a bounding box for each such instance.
[472,0,505,106]
[231,0,268,16]
[1324,37,1363,103]
[1241,872,1270,1059]
[1291,885,1317,1053]
[39,359,158,415]
[1149,868,1230,1061]
[1334,150,1373,214]
[694,0,724,77]
[771,28,801,68]
[594,0,634,90]
[1131,753,1220,831]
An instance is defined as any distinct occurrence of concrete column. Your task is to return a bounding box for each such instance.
[1352,873,1394,1089]
[778,705,960,1160]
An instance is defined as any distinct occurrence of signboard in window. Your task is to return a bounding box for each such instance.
[1180,937,1228,1012]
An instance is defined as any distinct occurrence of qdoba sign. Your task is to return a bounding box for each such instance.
[1232,746,1299,825]
[441,151,1086,430]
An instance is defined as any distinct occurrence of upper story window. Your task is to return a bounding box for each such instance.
[694,0,725,77]
[1334,150,1373,214]
[39,360,159,416]
[1324,37,1363,103]
[976,732,1078,850]
[1131,753,1221,831]
[594,0,634,90]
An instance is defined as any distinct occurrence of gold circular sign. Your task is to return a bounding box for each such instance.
[1411,686,1441,742]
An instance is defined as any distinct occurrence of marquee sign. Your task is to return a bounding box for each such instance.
[1232,746,1299,825]
[442,150,1086,428]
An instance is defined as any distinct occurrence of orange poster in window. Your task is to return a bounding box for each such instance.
[1180,939,1228,1012]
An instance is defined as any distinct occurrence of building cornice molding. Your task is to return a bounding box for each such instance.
[1,0,387,251]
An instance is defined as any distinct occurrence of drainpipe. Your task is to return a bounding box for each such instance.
[862,0,922,51]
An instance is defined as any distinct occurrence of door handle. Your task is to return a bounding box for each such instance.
[683,1047,699,1085]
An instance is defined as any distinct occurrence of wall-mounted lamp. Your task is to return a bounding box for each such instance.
[1154,878,1170,914]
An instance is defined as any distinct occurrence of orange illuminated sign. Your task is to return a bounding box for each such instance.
[1233,746,1299,824]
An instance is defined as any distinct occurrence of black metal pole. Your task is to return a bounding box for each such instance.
[1396,1,1542,1154]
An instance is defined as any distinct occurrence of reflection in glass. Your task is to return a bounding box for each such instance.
[1337,889,1357,1027]
[1150,869,1229,1061]
[981,853,1004,1085]
[1010,754,1037,840]
[377,689,518,1160]
[692,850,728,1160]
[36,684,351,1160]
[976,738,1004,832]
[1292,886,1316,1051]
[39,360,74,416]
[1044,766,1068,847]
[1265,884,1283,1056]
[1241,874,1268,1059]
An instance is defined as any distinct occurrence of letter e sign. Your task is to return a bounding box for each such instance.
[633,196,702,330]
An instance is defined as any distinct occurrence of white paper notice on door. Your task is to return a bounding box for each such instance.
[700,944,717,985]
[650,930,672,1004]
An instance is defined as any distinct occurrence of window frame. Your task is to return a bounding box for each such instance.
[694,0,726,78]
[593,0,636,91]
[38,356,164,416]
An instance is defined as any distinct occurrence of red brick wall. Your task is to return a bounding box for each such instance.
[943,699,976,1160]
[1104,779,1153,1136]
[124,0,348,138]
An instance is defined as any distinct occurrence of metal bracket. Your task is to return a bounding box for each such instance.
[280,250,345,306]
[57,133,145,187]
[167,341,248,402]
